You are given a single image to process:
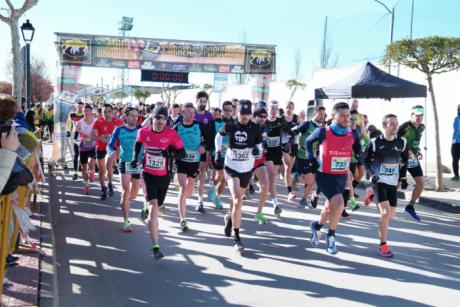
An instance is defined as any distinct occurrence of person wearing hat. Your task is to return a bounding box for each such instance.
[252,107,270,225]
[215,99,263,251]
[208,101,234,210]
[397,105,425,221]
[130,105,185,260]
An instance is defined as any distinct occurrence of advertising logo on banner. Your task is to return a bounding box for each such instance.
[55,33,276,74]
[245,46,276,74]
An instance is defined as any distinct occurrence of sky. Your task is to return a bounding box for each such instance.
[0,0,459,88]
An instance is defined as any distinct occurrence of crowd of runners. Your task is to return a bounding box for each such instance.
[66,92,426,260]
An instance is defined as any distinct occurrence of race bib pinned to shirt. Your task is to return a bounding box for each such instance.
[331,157,350,171]
[183,150,200,163]
[265,136,280,147]
[231,148,251,161]
[146,153,166,170]
[408,157,419,168]
[379,163,399,176]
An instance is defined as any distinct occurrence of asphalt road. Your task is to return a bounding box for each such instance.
[46,170,460,307]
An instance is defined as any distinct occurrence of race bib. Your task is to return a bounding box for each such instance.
[146,153,166,170]
[331,157,350,171]
[183,150,200,163]
[379,163,399,176]
[265,136,280,147]
[231,148,251,161]
[408,157,419,168]
[81,140,95,147]
[125,162,141,174]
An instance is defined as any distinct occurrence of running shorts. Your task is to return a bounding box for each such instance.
[372,182,398,207]
[142,171,170,203]
[176,160,200,178]
[224,166,253,189]
[315,171,348,201]
[80,149,96,164]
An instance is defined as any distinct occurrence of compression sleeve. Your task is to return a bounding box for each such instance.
[306,127,325,159]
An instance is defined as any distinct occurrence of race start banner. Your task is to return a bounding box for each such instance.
[55,32,276,74]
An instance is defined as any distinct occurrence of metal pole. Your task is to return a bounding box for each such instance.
[26,43,31,109]
[410,0,414,39]
[321,16,328,69]
[388,8,395,74]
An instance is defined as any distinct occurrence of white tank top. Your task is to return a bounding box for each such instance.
[78,118,96,150]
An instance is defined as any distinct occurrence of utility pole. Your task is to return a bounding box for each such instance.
[118,17,133,92]
[373,0,395,74]
[321,16,328,69]
[410,0,415,39]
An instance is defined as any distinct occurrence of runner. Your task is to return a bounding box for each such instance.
[252,107,270,225]
[307,102,362,254]
[194,91,213,212]
[364,114,408,257]
[167,103,183,127]
[292,106,325,208]
[215,100,263,251]
[130,105,185,260]
[174,103,209,230]
[75,104,96,195]
[282,101,299,201]
[263,101,292,217]
[91,103,123,200]
[108,107,142,233]
[397,105,425,221]
[209,101,234,209]
[66,101,84,180]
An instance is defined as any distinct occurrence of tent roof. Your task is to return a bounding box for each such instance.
[315,62,427,99]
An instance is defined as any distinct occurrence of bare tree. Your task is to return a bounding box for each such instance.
[320,37,339,69]
[160,84,181,108]
[0,0,38,106]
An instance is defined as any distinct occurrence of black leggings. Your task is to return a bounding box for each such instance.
[452,143,460,177]
[73,143,80,172]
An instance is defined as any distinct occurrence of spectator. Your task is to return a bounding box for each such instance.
[452,104,460,181]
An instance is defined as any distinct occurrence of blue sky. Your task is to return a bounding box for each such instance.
[1,0,459,86]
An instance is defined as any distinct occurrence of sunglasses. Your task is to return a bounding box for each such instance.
[223,108,233,112]
[154,115,166,121]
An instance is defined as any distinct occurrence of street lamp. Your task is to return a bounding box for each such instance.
[373,0,395,74]
[20,19,35,109]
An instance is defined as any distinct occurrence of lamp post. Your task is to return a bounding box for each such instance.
[20,19,35,110]
[373,0,395,74]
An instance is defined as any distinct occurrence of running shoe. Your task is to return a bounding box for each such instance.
[196,202,206,214]
[207,186,217,202]
[122,221,132,233]
[159,204,166,215]
[341,209,352,221]
[152,244,164,261]
[141,202,149,220]
[310,221,321,247]
[310,195,319,209]
[72,173,78,181]
[234,239,244,252]
[255,212,267,224]
[108,182,114,197]
[379,243,394,257]
[451,176,459,181]
[326,235,338,255]
[84,185,90,195]
[255,181,262,193]
[299,197,307,208]
[100,186,107,201]
[249,184,255,194]
[242,189,250,200]
[363,187,374,206]
[287,192,297,201]
[273,205,282,218]
[180,220,189,232]
[213,196,223,209]
[224,214,232,237]
[89,171,95,182]
[405,205,422,221]
[350,198,360,211]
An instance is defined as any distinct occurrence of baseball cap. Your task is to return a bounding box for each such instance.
[238,100,252,115]
[152,106,168,118]
[412,105,424,115]
[253,107,268,118]
[258,100,267,108]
